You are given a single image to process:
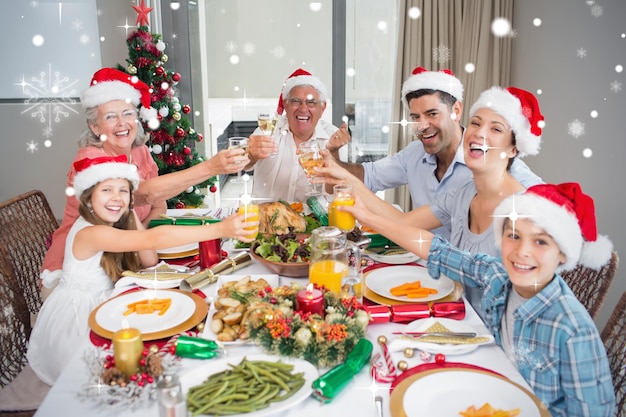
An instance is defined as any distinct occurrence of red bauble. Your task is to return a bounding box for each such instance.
[183,146,191,155]
[176,127,185,137]
[172,73,181,82]
[182,104,191,114]
[209,185,217,193]
[197,133,204,142]
[157,114,163,121]
[155,66,165,76]
[435,353,446,364]
[175,201,185,209]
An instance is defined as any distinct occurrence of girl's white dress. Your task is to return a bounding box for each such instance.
[27,217,114,385]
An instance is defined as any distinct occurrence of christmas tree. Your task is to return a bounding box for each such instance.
[116,4,216,208]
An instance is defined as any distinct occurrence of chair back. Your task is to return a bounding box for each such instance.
[0,242,32,388]
[560,251,619,319]
[0,190,59,316]
[601,291,626,417]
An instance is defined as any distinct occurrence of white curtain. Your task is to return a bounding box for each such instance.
[387,0,513,210]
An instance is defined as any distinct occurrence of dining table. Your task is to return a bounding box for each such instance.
[33,241,540,417]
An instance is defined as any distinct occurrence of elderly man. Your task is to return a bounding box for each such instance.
[245,68,349,202]
[335,67,542,239]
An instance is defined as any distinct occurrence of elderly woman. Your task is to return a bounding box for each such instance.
[41,68,248,294]
[317,86,545,318]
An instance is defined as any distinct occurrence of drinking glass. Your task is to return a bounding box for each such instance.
[258,111,278,156]
[309,226,349,293]
[238,194,259,240]
[228,136,248,183]
[298,140,324,195]
[329,184,356,232]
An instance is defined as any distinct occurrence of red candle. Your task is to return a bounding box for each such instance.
[296,284,325,317]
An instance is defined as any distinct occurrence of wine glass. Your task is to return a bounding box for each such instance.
[258,111,278,156]
[298,140,324,196]
[228,136,248,183]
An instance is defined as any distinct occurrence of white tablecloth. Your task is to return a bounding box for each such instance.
[34,255,530,417]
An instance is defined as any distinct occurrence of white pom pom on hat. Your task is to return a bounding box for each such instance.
[276,68,328,115]
[401,67,464,108]
[81,68,158,123]
[72,155,140,198]
[469,86,544,158]
[493,183,612,273]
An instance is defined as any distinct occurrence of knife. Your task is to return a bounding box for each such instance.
[392,331,477,338]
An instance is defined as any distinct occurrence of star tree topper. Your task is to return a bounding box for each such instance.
[132,0,153,27]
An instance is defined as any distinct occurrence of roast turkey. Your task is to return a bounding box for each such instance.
[258,201,307,235]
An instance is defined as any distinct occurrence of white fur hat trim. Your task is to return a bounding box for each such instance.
[401,71,464,107]
[80,80,141,109]
[73,162,140,198]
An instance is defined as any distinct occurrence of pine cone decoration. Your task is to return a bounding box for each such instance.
[102,367,125,386]
[146,353,164,377]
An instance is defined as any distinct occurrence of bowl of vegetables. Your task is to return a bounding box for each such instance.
[249,233,311,278]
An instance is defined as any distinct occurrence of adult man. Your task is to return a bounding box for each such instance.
[245,68,349,202]
[335,67,542,238]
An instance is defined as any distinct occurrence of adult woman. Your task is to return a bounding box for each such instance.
[41,68,248,294]
[318,86,545,317]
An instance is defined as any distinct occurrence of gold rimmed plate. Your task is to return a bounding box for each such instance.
[88,289,208,341]
[390,367,549,417]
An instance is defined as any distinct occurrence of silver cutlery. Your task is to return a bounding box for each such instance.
[375,395,384,417]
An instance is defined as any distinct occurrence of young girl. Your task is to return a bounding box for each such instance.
[27,155,257,385]
[339,182,615,416]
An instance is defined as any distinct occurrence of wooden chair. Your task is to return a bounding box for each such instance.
[0,190,59,318]
[601,291,626,417]
[560,251,619,319]
[0,243,38,417]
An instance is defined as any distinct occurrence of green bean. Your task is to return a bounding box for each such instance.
[186,358,308,416]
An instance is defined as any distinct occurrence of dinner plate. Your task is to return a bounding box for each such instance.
[88,289,208,341]
[114,275,183,290]
[201,274,279,345]
[401,317,494,355]
[366,265,454,302]
[157,242,199,259]
[364,250,420,265]
[180,353,318,417]
[391,368,548,417]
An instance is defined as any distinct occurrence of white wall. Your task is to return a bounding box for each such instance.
[511,0,626,328]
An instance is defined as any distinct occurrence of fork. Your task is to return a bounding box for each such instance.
[375,395,384,417]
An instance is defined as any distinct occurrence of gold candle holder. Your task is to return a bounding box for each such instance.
[112,327,144,378]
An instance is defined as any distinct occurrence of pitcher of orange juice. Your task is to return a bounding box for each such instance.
[309,226,360,296]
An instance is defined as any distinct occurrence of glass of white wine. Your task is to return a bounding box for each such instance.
[298,140,324,195]
[228,136,248,183]
[258,111,278,156]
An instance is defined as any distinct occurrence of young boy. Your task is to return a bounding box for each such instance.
[342,182,615,416]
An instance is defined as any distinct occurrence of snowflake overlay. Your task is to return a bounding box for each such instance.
[610,80,622,93]
[432,44,451,65]
[576,48,587,58]
[17,64,80,141]
[568,119,585,138]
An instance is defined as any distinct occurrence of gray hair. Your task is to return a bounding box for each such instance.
[78,105,149,148]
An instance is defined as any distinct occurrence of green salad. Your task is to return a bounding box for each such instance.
[253,233,311,263]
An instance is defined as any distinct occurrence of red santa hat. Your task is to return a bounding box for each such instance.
[493,183,613,272]
[401,67,464,108]
[80,68,158,123]
[276,68,328,115]
[469,86,544,157]
[72,155,140,198]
